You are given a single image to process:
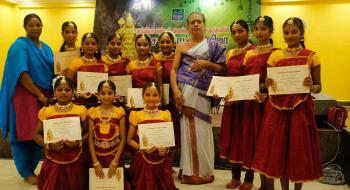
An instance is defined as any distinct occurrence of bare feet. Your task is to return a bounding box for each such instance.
[24,174,37,185]
[240,182,253,190]
[226,178,241,189]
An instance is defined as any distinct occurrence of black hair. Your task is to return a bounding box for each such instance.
[254,16,274,45]
[187,12,206,25]
[108,33,122,43]
[97,80,116,93]
[135,34,151,45]
[135,34,152,57]
[80,32,101,59]
[107,33,123,56]
[283,17,305,48]
[23,13,42,28]
[230,19,249,34]
[142,82,160,96]
[59,21,78,52]
[53,77,74,91]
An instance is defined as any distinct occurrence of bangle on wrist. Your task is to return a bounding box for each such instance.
[93,161,100,167]
[110,161,118,167]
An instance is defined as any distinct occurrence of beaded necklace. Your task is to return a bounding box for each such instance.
[54,102,73,112]
[82,56,97,64]
[64,44,76,51]
[136,57,151,67]
[106,54,120,63]
[233,43,253,56]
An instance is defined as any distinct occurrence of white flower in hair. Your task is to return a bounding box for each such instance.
[52,75,64,90]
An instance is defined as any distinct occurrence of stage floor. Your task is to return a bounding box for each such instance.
[0,159,348,190]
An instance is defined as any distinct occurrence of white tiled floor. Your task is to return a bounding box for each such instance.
[0,159,348,190]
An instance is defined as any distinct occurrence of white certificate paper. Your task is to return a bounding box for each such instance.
[43,117,81,144]
[267,65,310,95]
[163,83,170,105]
[89,168,124,190]
[109,75,132,96]
[127,88,144,108]
[207,74,260,101]
[138,121,175,149]
[77,72,108,93]
[54,49,80,74]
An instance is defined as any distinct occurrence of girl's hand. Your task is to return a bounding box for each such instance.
[158,147,167,156]
[64,140,80,149]
[108,163,117,179]
[49,140,64,151]
[254,92,267,103]
[94,164,105,179]
[144,146,156,154]
[265,78,274,88]
[303,76,313,89]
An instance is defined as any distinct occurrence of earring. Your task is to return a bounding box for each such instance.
[97,99,101,104]
[80,48,84,53]
[113,98,117,103]
[95,50,99,54]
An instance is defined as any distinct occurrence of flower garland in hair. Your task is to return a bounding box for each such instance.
[52,75,64,90]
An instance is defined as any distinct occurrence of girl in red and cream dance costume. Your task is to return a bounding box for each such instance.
[154,31,181,150]
[127,82,177,190]
[218,19,255,189]
[102,33,130,77]
[102,33,130,105]
[251,17,323,190]
[66,33,106,107]
[237,16,279,190]
[88,80,130,190]
[126,34,163,93]
[34,76,88,190]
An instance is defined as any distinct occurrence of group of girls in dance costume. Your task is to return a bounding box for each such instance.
[30,20,180,190]
[219,16,322,190]
[28,12,321,190]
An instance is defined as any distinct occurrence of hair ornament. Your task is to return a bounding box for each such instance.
[102,80,110,88]
[140,34,146,40]
[52,75,64,90]
[115,33,121,40]
[68,22,74,27]
[86,33,92,38]
[287,17,294,25]
[259,16,265,22]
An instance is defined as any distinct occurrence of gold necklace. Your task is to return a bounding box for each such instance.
[161,52,174,59]
[64,44,76,51]
[54,102,72,112]
[106,54,120,63]
[256,43,272,50]
[286,45,303,53]
[233,43,252,55]
[143,108,159,114]
[99,106,114,134]
[136,57,151,66]
[82,56,97,64]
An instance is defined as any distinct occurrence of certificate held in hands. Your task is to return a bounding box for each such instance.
[54,49,80,75]
[77,72,108,93]
[207,74,260,101]
[138,121,175,150]
[43,117,81,144]
[89,168,124,190]
[267,64,310,95]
